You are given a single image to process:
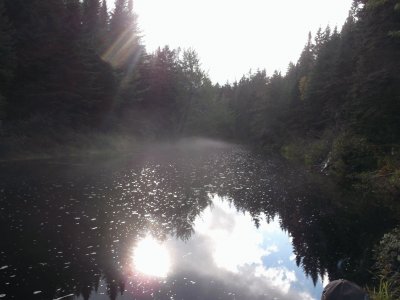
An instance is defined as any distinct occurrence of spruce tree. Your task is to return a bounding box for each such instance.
[98,0,110,52]
[64,0,82,41]
[82,0,101,47]
[350,0,400,144]
[0,1,16,119]
[99,0,109,33]
[105,0,140,68]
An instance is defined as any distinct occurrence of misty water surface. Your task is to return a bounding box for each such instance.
[0,139,396,300]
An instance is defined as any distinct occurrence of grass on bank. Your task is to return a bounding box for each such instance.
[0,131,141,161]
[367,278,400,300]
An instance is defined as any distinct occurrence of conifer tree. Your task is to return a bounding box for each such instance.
[105,0,140,68]
[350,0,400,144]
[82,0,101,47]
[99,0,109,31]
[110,0,127,35]
[177,49,206,133]
[98,0,110,52]
[0,1,16,119]
[64,0,82,41]
[296,32,315,101]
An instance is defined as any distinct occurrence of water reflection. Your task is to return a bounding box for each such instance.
[165,195,323,300]
[132,235,171,278]
[0,141,398,300]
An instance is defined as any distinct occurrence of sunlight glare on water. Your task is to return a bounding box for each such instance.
[132,235,171,278]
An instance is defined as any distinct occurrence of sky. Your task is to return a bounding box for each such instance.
[129,0,354,84]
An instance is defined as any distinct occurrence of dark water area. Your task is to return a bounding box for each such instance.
[0,139,398,300]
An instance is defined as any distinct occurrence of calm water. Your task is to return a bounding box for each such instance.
[0,139,397,300]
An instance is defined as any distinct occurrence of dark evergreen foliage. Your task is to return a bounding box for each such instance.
[0,0,399,296]
[1,0,399,168]
[0,0,16,119]
[224,0,400,172]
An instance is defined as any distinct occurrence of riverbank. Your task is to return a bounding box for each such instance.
[273,130,400,198]
[267,131,400,298]
[0,131,143,162]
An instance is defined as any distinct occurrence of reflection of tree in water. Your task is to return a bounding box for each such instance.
[0,156,212,299]
[0,147,399,299]
[204,151,399,286]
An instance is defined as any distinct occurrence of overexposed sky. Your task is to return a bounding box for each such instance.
[128,0,353,83]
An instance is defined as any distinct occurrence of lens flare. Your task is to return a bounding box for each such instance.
[132,235,171,278]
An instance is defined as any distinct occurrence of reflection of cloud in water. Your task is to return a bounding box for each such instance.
[166,194,321,300]
[254,266,296,294]
[193,195,280,273]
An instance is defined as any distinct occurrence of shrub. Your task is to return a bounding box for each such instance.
[372,228,400,299]
[330,132,377,179]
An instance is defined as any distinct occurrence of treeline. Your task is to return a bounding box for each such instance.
[0,0,230,144]
[1,0,400,191]
[223,0,400,191]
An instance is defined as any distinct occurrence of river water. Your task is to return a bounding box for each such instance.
[0,139,397,300]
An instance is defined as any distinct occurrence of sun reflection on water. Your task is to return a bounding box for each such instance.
[132,235,171,278]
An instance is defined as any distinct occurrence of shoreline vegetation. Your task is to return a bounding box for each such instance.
[0,130,150,162]
[1,0,400,297]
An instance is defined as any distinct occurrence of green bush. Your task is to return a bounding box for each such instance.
[368,278,396,300]
[330,132,377,178]
[280,142,304,162]
[304,138,330,167]
[372,228,400,299]
[280,133,331,168]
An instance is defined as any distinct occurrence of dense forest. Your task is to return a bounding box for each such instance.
[1,0,400,204]
[0,0,228,143]
[1,0,400,297]
[1,0,400,183]
[2,0,400,193]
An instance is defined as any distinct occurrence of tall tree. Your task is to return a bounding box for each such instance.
[176,49,206,133]
[64,0,82,42]
[99,0,109,29]
[302,27,341,131]
[350,0,400,144]
[296,32,315,101]
[0,1,16,119]
[82,0,101,48]
[105,0,140,68]
[6,0,68,119]
[139,47,181,134]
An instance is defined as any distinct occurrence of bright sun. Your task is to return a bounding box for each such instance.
[132,235,171,278]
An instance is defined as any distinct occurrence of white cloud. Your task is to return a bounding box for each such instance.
[299,291,317,300]
[194,195,281,273]
[255,266,297,294]
[164,194,322,299]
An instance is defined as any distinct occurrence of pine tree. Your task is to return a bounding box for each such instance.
[99,0,109,31]
[64,0,82,41]
[82,0,101,47]
[98,0,110,52]
[176,49,206,133]
[350,0,400,144]
[138,47,181,134]
[296,32,315,101]
[302,27,341,131]
[105,0,140,68]
[6,0,68,119]
[0,1,16,119]
[110,0,127,35]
